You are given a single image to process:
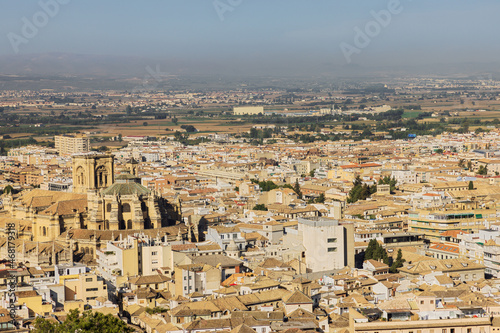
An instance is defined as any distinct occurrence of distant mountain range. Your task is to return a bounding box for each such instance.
[0,53,499,91]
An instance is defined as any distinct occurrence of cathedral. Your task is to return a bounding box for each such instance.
[0,153,185,265]
[74,154,164,231]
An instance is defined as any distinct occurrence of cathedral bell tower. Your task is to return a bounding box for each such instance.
[72,153,115,194]
[126,157,139,177]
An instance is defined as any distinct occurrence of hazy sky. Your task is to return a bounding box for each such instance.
[1,0,499,75]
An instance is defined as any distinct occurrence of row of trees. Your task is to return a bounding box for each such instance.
[378,176,397,194]
[347,176,377,203]
[33,309,133,332]
[364,239,405,273]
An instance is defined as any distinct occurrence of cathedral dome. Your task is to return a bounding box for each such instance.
[101,174,150,196]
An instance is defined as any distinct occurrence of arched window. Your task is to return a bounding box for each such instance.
[76,166,85,185]
[122,203,131,213]
[106,203,112,212]
[127,220,132,230]
[95,165,109,187]
[42,226,46,236]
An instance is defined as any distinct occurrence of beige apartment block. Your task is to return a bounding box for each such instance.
[61,273,108,306]
[297,217,354,272]
[55,134,90,155]
[233,106,264,115]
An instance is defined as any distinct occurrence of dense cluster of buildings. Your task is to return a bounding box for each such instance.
[0,129,499,332]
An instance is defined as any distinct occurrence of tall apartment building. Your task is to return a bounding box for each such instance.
[233,106,264,115]
[55,134,90,155]
[297,217,354,272]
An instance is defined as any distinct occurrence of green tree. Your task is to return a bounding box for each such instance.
[94,146,108,152]
[315,193,325,203]
[172,117,178,125]
[125,105,132,115]
[390,249,405,273]
[252,204,268,211]
[477,165,488,175]
[378,176,397,193]
[309,169,316,177]
[348,176,377,203]
[3,185,14,195]
[180,125,197,132]
[234,186,239,192]
[249,127,259,138]
[33,309,133,333]
[258,180,279,192]
[468,181,474,190]
[435,148,444,154]
[173,131,189,144]
[293,179,302,198]
[143,122,148,126]
[467,160,473,170]
[364,239,378,261]
[364,239,390,265]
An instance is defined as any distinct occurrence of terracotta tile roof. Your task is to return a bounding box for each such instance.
[129,274,170,286]
[282,290,312,304]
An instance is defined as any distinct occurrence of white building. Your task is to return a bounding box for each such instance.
[459,229,500,278]
[297,217,354,272]
[233,106,264,115]
[391,170,418,184]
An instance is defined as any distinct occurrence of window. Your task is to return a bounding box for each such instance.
[152,252,158,256]
[327,238,337,243]
[450,329,455,333]
[86,288,98,292]
[467,329,472,333]
[420,300,424,304]
[327,247,337,252]
[122,203,131,213]
[85,278,93,282]
[442,329,447,333]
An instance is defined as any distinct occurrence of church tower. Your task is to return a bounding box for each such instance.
[72,154,115,194]
[126,157,139,177]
